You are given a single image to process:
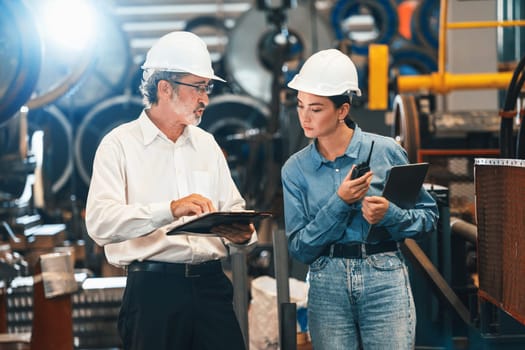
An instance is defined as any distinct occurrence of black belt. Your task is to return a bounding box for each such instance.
[321,241,398,259]
[127,260,222,278]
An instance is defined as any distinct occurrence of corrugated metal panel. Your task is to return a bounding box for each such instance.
[475,158,525,326]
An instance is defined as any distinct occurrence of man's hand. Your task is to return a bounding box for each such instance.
[361,196,389,224]
[337,166,373,204]
[170,194,216,219]
[211,223,255,244]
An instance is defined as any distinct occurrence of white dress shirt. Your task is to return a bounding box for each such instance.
[85,111,256,267]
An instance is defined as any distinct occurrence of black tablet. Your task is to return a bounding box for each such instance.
[382,162,429,209]
[167,211,272,235]
[367,162,429,242]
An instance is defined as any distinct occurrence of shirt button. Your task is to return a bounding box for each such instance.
[335,169,340,172]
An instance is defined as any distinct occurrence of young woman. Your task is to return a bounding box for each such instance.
[281,49,439,349]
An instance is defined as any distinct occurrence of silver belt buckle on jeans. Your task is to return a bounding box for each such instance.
[360,244,367,259]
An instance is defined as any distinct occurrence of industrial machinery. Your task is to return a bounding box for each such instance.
[373,0,525,349]
[1,1,525,349]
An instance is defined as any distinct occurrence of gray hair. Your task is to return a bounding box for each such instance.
[139,69,189,108]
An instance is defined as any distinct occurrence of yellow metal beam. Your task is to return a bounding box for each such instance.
[368,44,389,110]
[366,0,519,106]
[396,0,514,95]
[447,20,525,30]
[397,72,514,94]
[438,0,448,75]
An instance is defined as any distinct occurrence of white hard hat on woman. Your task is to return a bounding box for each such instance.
[287,48,361,96]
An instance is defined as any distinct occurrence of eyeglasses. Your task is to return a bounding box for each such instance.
[169,80,214,95]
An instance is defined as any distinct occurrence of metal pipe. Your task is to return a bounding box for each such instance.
[231,251,249,349]
[273,228,296,350]
[447,19,525,30]
[397,71,513,93]
[280,302,297,350]
[438,0,448,76]
[395,0,517,95]
[450,217,477,244]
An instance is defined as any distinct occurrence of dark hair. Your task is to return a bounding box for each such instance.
[327,94,355,129]
[327,94,351,108]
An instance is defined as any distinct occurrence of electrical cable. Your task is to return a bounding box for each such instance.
[514,73,525,159]
[500,54,525,158]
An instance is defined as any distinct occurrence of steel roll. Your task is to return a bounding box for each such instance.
[0,1,42,125]
[390,43,437,77]
[53,2,132,113]
[411,0,440,50]
[331,0,399,56]
[74,95,143,186]
[27,105,73,195]
[225,4,334,104]
[200,94,270,206]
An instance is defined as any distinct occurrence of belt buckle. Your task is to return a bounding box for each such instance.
[360,244,367,259]
[185,264,200,278]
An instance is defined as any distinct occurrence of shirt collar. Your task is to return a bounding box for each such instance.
[309,125,364,169]
[138,110,197,149]
[139,110,161,145]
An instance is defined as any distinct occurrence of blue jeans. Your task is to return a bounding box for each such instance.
[307,251,415,350]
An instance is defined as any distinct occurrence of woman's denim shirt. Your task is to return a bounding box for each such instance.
[281,125,439,265]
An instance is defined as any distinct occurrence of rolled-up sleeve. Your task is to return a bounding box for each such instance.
[378,189,439,241]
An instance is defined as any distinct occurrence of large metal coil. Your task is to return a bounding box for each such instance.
[411,0,439,50]
[201,94,269,137]
[331,0,399,56]
[51,3,131,112]
[75,95,143,186]
[0,1,42,125]
[225,4,335,104]
[390,42,437,77]
[200,94,270,206]
[27,105,73,195]
[392,94,420,163]
[21,0,96,111]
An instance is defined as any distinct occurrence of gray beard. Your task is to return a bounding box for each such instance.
[191,115,201,126]
[184,113,201,127]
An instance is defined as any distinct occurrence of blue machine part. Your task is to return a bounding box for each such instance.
[331,0,399,56]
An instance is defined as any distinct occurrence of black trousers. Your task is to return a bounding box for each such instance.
[118,260,246,350]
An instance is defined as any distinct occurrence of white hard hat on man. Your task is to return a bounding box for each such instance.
[287,49,361,97]
[142,31,226,82]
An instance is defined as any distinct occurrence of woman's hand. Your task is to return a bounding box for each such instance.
[337,166,373,204]
[361,196,389,224]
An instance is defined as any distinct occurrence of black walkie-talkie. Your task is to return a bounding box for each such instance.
[350,141,375,179]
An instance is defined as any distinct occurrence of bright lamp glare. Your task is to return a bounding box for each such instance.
[40,0,97,52]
